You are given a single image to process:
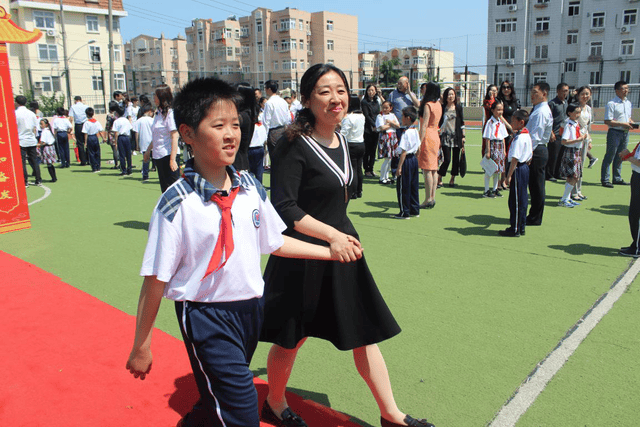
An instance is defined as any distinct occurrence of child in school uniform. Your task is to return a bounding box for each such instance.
[133,104,154,181]
[52,107,73,168]
[376,100,400,184]
[82,108,105,173]
[38,118,58,182]
[393,106,421,219]
[558,104,587,208]
[113,105,134,176]
[482,101,509,198]
[499,109,533,237]
[619,143,640,257]
[126,77,355,427]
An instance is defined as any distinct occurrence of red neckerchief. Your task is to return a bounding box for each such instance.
[203,186,241,278]
[88,118,97,123]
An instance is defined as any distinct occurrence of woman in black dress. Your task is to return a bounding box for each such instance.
[497,80,520,188]
[361,84,381,177]
[232,85,256,171]
[260,64,434,427]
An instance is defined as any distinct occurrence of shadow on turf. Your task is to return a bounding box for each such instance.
[548,243,619,256]
[444,214,509,236]
[350,200,398,219]
[588,204,628,216]
[114,220,149,231]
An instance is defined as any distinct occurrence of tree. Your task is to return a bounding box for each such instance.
[378,59,401,87]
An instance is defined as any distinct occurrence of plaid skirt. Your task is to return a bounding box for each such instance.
[560,147,582,179]
[378,131,398,159]
[489,139,505,173]
[39,144,58,165]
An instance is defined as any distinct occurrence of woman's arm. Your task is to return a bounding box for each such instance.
[292,215,362,263]
[419,105,430,142]
[272,235,360,262]
[169,130,179,172]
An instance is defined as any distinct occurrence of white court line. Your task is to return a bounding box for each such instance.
[489,258,640,427]
[28,184,51,206]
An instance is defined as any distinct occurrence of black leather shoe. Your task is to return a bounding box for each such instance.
[381,415,435,427]
[499,228,520,237]
[261,401,308,427]
[602,181,614,188]
[613,180,630,186]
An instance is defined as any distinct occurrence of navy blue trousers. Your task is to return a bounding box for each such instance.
[629,171,640,254]
[248,146,264,183]
[176,299,263,427]
[56,131,70,167]
[396,154,420,216]
[117,135,132,174]
[86,135,101,171]
[509,162,529,234]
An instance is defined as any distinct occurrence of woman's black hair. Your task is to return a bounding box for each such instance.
[497,80,517,103]
[364,84,378,101]
[572,85,592,105]
[139,94,150,105]
[418,82,441,117]
[348,94,362,114]
[441,87,458,107]
[154,85,173,119]
[286,63,350,141]
[235,84,258,124]
[484,84,498,101]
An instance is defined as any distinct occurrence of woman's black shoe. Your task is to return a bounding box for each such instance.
[260,401,308,427]
[381,415,435,427]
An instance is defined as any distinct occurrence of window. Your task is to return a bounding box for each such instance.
[33,11,55,29]
[590,41,603,57]
[227,47,233,56]
[157,62,161,70]
[621,39,635,56]
[235,29,240,39]
[125,49,130,60]
[273,40,278,52]
[187,34,194,44]
[172,77,179,85]
[199,49,204,60]
[274,61,278,70]
[92,75,103,91]
[300,59,305,70]
[114,73,126,91]
[198,30,203,42]
[114,45,122,62]
[567,30,578,44]
[589,71,601,85]
[172,62,178,71]
[152,78,156,87]
[624,9,638,26]
[90,45,101,62]
[225,28,232,39]
[291,39,297,49]
[112,17,120,32]
[327,40,334,50]
[533,72,547,84]
[279,18,296,31]
[299,39,304,50]
[534,45,548,59]
[256,19,262,32]
[299,19,304,30]
[170,47,177,57]
[257,42,263,52]
[258,62,264,72]
[496,0,516,5]
[621,70,631,82]
[565,59,577,72]
[242,65,250,73]
[280,40,290,52]
[156,48,160,55]
[40,76,61,92]
[150,63,154,70]
[495,45,515,60]
[537,0,549,3]
[496,18,517,32]
[235,47,240,55]
[536,17,550,32]
[326,20,334,31]
[241,26,249,37]
[568,1,580,16]
[37,44,58,61]
[591,12,605,29]
[86,15,99,32]
[242,46,250,55]
[497,72,515,85]
[404,57,410,65]
[327,59,334,64]
[150,47,154,56]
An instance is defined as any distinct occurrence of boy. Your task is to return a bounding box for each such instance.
[619,143,640,257]
[133,104,154,181]
[81,108,105,173]
[52,107,73,168]
[112,105,134,176]
[393,106,420,219]
[500,109,533,237]
[126,77,359,427]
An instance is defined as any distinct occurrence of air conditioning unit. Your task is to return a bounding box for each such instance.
[508,5,518,11]
[506,59,514,66]
[46,29,56,37]
[618,56,627,62]
[621,26,629,33]
[307,50,312,55]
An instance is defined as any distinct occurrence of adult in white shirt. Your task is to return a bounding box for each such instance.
[69,95,89,165]
[602,80,635,187]
[290,90,303,116]
[340,95,366,198]
[15,95,41,186]
[262,80,291,156]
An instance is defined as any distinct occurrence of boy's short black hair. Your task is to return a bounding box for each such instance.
[15,95,27,106]
[534,81,550,95]
[614,80,628,91]
[173,77,241,134]
[566,103,580,115]
[402,106,418,123]
[139,103,154,116]
[56,107,65,116]
[74,95,82,101]
[108,101,120,113]
[512,109,529,125]
[115,105,125,117]
[265,80,278,93]
[85,107,95,117]
[113,90,123,99]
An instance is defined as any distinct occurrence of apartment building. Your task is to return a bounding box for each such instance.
[184,7,359,91]
[124,33,188,96]
[7,0,127,112]
[487,0,640,103]
[358,47,455,90]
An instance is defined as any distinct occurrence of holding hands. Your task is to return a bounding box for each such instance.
[329,232,363,263]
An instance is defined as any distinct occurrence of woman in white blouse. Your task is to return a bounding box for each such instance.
[573,86,594,201]
[340,95,366,198]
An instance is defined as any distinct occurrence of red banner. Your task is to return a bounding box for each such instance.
[0,44,31,233]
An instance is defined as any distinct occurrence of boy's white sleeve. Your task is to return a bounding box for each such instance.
[257,194,287,254]
[140,208,184,282]
[81,122,89,134]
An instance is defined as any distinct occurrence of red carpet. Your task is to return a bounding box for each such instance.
[0,251,360,427]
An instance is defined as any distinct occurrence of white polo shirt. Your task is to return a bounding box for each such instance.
[605,96,632,131]
[133,115,154,152]
[508,129,533,163]
[396,127,420,156]
[15,106,39,147]
[112,116,132,136]
[53,116,73,133]
[140,163,286,303]
[82,119,104,136]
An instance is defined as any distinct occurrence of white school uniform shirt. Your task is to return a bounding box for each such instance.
[375,113,398,135]
[15,106,39,147]
[112,116,133,136]
[249,122,267,148]
[340,113,365,143]
[40,127,56,145]
[133,115,154,152]
[561,119,581,148]
[151,109,180,160]
[396,127,420,156]
[53,116,73,133]
[140,164,286,303]
[482,116,509,141]
[508,129,533,163]
[82,119,104,136]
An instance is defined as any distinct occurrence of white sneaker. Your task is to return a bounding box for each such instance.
[558,199,575,208]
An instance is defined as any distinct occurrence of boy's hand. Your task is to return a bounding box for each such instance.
[485,150,490,159]
[126,347,152,380]
[170,158,178,172]
[505,176,511,187]
[396,166,402,177]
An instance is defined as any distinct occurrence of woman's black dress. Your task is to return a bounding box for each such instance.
[260,133,401,351]
[233,110,253,171]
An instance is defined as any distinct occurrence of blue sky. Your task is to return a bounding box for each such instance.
[122,0,489,74]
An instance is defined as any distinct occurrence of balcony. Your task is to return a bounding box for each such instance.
[590,28,605,33]
[534,30,549,36]
[588,54,603,62]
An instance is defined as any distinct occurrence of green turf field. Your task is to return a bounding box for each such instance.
[1,130,638,426]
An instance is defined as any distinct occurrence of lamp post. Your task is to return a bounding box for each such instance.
[63,39,96,107]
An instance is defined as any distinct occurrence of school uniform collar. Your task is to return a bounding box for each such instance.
[181,158,242,202]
